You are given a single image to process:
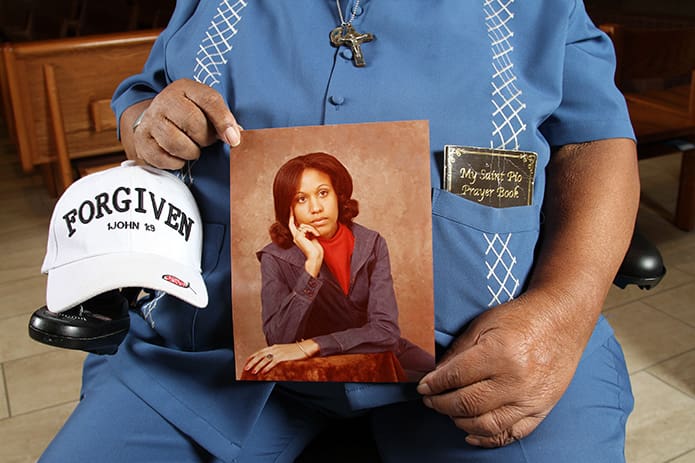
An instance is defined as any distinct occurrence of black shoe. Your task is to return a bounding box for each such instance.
[28,290,130,355]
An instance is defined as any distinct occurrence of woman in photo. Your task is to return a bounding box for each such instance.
[244,152,434,381]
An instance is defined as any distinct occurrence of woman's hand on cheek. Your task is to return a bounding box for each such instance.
[289,211,324,276]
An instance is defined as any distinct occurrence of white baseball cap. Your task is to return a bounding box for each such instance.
[41,161,208,312]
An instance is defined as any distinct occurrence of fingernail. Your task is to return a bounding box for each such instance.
[422,397,433,409]
[224,126,241,147]
[466,436,481,447]
[416,382,431,395]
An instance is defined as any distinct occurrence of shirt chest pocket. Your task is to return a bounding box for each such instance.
[431,188,541,348]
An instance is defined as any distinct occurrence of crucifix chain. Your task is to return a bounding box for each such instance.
[330,0,374,67]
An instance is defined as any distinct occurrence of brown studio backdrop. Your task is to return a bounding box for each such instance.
[230,121,435,377]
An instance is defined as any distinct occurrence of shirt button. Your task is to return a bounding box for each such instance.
[340,49,353,61]
[354,5,364,16]
[329,95,346,105]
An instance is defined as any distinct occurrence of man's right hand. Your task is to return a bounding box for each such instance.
[119,78,242,169]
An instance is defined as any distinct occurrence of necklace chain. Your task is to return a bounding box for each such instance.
[330,0,372,67]
[336,0,360,26]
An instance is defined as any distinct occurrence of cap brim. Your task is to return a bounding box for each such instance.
[45,252,208,313]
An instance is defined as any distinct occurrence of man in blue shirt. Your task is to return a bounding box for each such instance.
[40,1,638,462]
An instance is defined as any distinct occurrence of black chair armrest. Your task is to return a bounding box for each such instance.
[613,227,666,290]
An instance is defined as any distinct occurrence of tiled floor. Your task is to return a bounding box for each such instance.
[0,115,694,462]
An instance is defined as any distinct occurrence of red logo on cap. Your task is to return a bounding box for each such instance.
[162,274,190,289]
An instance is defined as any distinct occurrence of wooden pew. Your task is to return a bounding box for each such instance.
[2,29,159,193]
[0,43,17,144]
[601,23,695,231]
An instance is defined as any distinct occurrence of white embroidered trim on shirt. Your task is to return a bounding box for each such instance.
[484,0,524,306]
[484,233,520,307]
[183,0,247,185]
[485,0,526,151]
[193,0,248,87]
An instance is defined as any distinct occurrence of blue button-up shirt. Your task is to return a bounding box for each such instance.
[110,1,634,460]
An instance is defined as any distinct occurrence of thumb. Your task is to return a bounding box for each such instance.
[183,80,242,147]
[220,124,242,147]
[416,342,487,396]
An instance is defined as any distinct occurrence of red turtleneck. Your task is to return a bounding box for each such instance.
[318,224,355,295]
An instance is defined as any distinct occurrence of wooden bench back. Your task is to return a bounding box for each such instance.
[0,43,16,144]
[601,24,695,88]
[601,23,695,231]
[2,30,159,191]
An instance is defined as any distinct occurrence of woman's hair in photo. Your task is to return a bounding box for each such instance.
[269,152,359,248]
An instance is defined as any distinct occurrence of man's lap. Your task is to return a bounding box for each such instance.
[38,355,221,463]
[38,334,632,462]
[371,334,633,462]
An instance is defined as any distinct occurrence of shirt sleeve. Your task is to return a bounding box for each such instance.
[110,0,201,135]
[259,252,324,344]
[540,0,635,146]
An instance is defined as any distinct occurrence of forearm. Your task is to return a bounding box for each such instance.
[261,264,319,344]
[525,138,639,349]
[315,322,400,357]
[263,292,314,344]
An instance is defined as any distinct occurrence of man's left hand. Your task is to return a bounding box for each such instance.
[416,291,583,448]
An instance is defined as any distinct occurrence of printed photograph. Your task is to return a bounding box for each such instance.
[230,120,435,382]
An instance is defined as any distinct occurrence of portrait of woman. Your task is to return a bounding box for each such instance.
[243,152,434,382]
